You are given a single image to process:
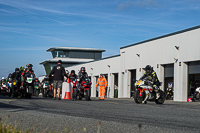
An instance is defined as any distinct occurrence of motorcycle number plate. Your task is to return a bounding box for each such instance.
[27,78,33,83]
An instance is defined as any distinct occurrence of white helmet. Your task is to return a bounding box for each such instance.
[2,77,5,80]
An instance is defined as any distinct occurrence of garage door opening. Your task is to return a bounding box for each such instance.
[113,73,119,98]
[103,74,108,98]
[129,69,136,98]
[95,76,99,97]
[188,61,200,98]
[164,64,174,100]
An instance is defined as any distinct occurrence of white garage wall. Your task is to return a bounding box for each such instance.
[65,26,200,101]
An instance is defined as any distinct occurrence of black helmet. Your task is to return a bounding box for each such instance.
[145,65,151,71]
[145,65,152,74]
[71,70,75,74]
[15,68,19,72]
[28,64,33,68]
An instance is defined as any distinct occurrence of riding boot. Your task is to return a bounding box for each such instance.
[156,93,160,99]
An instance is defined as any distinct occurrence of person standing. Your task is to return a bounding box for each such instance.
[96,74,107,100]
[48,60,68,100]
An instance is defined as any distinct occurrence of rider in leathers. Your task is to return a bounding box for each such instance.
[139,65,160,103]
[11,68,21,97]
[68,70,77,82]
[22,64,35,89]
[77,67,88,90]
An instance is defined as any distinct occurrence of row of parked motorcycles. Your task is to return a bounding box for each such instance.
[0,76,36,99]
[0,76,92,101]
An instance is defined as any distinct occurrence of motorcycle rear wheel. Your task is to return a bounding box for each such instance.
[155,91,165,104]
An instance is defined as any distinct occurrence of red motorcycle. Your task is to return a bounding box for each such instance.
[68,78,78,100]
[77,78,91,101]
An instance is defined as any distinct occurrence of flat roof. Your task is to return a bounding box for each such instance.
[120,25,200,49]
[65,54,121,67]
[47,47,106,52]
[40,57,94,65]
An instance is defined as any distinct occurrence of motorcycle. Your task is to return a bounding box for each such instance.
[134,79,165,104]
[69,78,78,100]
[1,83,7,96]
[25,74,34,99]
[11,80,19,97]
[42,82,53,98]
[34,85,40,97]
[166,87,174,100]
[193,87,200,101]
[6,81,12,97]
[77,78,92,101]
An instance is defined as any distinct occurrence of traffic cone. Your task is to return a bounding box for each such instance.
[64,84,71,100]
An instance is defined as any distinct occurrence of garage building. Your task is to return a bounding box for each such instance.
[65,25,200,102]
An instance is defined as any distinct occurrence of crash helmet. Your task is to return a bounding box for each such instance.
[15,68,19,72]
[8,78,12,82]
[145,65,152,74]
[26,63,30,68]
[80,67,86,72]
[2,77,5,80]
[188,98,192,102]
[66,70,69,74]
[20,66,25,72]
[71,70,75,76]
[28,64,33,68]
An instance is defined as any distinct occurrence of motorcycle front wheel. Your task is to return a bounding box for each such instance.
[134,90,145,104]
[85,90,90,101]
[72,89,77,100]
[36,89,39,97]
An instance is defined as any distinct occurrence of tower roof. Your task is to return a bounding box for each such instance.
[47,47,106,52]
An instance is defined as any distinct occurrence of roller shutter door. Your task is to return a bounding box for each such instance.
[189,62,200,74]
[164,64,174,78]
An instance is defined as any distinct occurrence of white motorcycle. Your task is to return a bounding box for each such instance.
[1,83,7,96]
[134,79,165,104]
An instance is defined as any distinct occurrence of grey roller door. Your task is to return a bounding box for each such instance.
[189,62,200,74]
[164,64,174,78]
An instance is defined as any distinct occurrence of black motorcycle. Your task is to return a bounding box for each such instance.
[24,73,34,99]
[166,87,173,100]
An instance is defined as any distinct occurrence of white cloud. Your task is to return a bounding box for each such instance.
[0,9,15,14]
[118,0,159,10]
[45,17,74,25]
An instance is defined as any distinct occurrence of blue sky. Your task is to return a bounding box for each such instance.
[0,0,200,78]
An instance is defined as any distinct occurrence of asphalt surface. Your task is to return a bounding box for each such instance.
[0,95,200,133]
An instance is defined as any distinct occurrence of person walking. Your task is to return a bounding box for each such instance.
[48,60,68,100]
[96,74,107,100]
